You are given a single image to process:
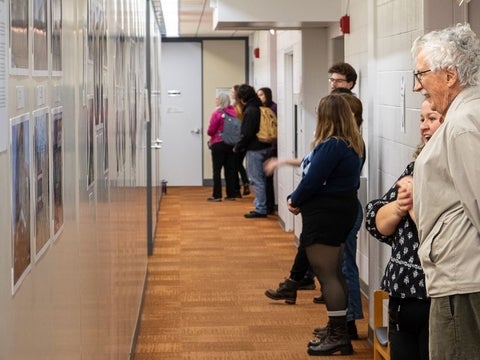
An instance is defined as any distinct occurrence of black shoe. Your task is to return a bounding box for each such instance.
[312,324,330,338]
[267,208,276,215]
[243,184,251,195]
[207,197,222,202]
[244,211,267,218]
[346,320,359,340]
[313,320,358,340]
[279,277,315,291]
[264,279,299,304]
[313,294,325,304]
[298,277,316,290]
[308,321,353,356]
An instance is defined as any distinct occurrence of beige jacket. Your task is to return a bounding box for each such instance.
[414,85,480,298]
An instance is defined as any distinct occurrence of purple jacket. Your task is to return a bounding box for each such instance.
[207,105,237,145]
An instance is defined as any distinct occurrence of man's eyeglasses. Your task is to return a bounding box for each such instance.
[328,77,347,84]
[413,69,431,90]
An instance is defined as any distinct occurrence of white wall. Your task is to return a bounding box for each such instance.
[0,1,157,358]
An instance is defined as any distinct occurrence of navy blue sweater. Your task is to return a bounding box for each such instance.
[289,138,362,207]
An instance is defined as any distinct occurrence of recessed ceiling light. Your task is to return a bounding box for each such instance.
[160,0,179,37]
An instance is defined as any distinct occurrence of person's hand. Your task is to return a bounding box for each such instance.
[287,198,300,215]
[264,157,278,176]
[396,175,414,217]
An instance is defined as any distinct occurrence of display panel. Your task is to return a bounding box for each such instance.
[10,114,32,293]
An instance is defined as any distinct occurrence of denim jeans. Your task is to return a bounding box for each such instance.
[342,200,364,321]
[246,148,270,214]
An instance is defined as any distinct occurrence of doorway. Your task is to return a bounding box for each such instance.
[160,42,203,186]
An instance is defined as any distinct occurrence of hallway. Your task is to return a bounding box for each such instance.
[134,187,372,359]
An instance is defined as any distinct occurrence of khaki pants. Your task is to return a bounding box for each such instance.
[430,292,480,360]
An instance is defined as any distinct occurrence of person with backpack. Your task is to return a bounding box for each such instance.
[206,93,238,202]
[231,85,250,197]
[257,87,278,215]
[234,84,271,218]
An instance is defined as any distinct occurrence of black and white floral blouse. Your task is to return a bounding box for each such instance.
[365,162,428,300]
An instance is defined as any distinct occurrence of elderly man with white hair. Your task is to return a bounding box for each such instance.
[411,23,480,359]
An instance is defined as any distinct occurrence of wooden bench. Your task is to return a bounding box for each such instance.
[373,290,390,360]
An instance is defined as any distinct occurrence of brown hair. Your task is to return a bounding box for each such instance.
[312,94,364,157]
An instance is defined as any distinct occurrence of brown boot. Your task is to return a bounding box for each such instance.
[264,278,299,304]
[307,317,353,356]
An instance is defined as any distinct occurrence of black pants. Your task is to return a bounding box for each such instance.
[388,296,430,360]
[210,142,236,199]
[234,150,248,194]
[289,244,311,282]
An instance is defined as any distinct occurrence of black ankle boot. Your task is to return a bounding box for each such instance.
[307,317,353,356]
[312,320,358,340]
[243,184,250,195]
[264,279,299,304]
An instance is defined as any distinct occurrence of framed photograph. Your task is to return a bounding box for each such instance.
[52,107,64,239]
[33,108,51,259]
[10,114,32,294]
[51,0,62,74]
[10,0,29,74]
[33,0,48,75]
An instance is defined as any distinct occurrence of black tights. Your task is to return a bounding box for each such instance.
[306,243,348,312]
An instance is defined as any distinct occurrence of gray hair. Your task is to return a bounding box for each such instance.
[217,93,231,108]
[411,23,480,86]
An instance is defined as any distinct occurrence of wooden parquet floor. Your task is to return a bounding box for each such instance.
[134,186,373,359]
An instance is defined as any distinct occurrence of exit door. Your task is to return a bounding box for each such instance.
[160,42,203,185]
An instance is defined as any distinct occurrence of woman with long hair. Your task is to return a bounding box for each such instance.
[287,94,364,356]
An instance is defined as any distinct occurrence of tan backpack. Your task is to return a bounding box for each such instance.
[256,106,277,143]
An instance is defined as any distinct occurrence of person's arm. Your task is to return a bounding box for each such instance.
[365,163,414,243]
[376,175,414,235]
[450,130,480,230]
[207,110,221,137]
[234,106,260,152]
[264,157,302,175]
[375,199,409,236]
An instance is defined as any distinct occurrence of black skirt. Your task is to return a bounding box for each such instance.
[299,191,358,247]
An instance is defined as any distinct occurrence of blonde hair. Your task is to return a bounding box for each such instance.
[312,94,364,157]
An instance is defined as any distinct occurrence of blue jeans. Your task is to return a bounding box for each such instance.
[246,148,269,214]
[343,200,364,321]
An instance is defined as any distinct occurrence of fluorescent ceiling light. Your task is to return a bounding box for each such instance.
[160,0,179,37]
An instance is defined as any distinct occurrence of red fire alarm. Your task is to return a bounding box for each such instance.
[340,15,350,34]
[253,47,260,58]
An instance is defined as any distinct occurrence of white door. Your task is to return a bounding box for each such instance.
[160,42,202,185]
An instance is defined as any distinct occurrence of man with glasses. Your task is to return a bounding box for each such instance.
[328,62,358,91]
[411,23,480,360]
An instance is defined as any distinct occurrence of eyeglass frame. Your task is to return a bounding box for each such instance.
[413,69,431,90]
[328,77,348,84]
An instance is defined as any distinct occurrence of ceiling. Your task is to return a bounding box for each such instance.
[151,0,253,38]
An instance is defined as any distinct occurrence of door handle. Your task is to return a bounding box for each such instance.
[190,128,201,134]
